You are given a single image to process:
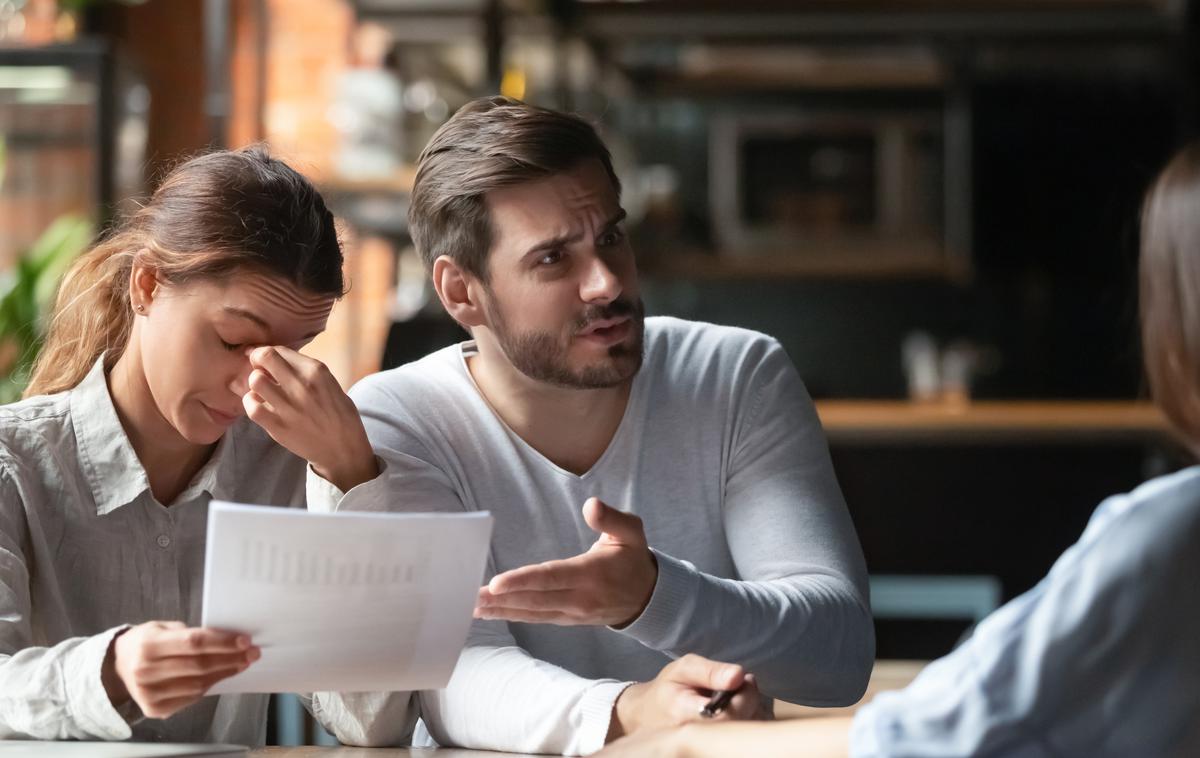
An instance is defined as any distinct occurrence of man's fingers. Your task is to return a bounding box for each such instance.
[582,498,647,547]
[724,689,762,721]
[475,589,581,612]
[668,654,745,693]
[473,606,578,625]
[145,628,251,659]
[487,557,587,594]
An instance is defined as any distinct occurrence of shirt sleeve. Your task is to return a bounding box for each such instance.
[306,404,631,755]
[417,606,633,755]
[0,463,136,740]
[849,482,1200,758]
[617,340,874,706]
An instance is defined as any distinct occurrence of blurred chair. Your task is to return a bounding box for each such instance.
[870,574,1001,626]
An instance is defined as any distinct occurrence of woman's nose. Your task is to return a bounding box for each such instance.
[228,363,251,397]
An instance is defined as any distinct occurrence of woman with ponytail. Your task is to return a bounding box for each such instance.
[0,147,382,744]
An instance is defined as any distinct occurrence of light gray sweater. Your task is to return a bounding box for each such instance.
[309,316,873,755]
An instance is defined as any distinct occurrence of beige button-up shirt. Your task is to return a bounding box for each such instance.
[0,359,308,745]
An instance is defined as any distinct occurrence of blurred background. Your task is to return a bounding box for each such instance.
[1,0,1197,739]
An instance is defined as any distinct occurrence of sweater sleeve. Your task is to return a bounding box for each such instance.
[619,340,874,706]
[0,463,135,740]
[305,384,633,755]
[850,480,1200,757]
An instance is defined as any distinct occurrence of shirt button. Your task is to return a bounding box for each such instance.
[156,534,172,549]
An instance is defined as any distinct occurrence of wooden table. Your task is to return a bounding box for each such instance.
[815,399,1171,444]
[248,661,926,756]
[250,750,532,757]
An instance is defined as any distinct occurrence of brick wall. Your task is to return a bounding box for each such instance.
[229,0,395,388]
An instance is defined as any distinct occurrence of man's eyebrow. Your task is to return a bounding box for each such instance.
[521,209,628,260]
[601,209,628,231]
[523,231,581,260]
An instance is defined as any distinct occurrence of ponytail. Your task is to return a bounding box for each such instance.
[24,232,137,397]
[20,146,343,399]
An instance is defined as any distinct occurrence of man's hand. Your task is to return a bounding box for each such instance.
[607,655,766,742]
[104,621,260,719]
[474,497,658,627]
[242,346,378,493]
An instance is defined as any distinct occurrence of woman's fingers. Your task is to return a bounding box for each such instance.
[247,368,290,410]
[243,391,281,428]
[143,628,250,660]
[137,649,260,684]
[248,346,302,394]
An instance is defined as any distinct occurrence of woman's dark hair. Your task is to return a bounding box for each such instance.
[1141,142,1200,450]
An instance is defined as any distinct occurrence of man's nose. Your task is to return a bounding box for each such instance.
[579,253,622,304]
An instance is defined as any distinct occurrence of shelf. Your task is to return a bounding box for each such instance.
[641,251,968,281]
[815,400,1173,444]
[573,1,1181,42]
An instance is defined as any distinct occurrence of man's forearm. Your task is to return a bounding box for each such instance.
[620,553,874,705]
[672,718,854,758]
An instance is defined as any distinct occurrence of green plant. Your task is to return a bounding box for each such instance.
[0,215,93,403]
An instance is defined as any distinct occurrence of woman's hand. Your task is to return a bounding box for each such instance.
[103,621,260,719]
[242,345,379,492]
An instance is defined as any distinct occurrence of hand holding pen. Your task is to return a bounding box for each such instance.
[701,687,740,718]
[608,655,765,741]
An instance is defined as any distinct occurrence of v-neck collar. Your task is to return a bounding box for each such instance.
[453,341,641,481]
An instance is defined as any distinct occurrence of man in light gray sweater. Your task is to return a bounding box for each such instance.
[308,96,873,755]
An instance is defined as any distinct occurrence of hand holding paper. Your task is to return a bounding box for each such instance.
[201,502,492,694]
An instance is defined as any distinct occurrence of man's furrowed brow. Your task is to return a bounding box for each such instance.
[524,231,581,259]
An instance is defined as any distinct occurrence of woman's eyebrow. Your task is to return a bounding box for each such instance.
[222,306,270,330]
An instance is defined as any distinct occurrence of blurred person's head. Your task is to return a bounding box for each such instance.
[1141,142,1200,451]
[409,96,643,390]
[25,146,345,445]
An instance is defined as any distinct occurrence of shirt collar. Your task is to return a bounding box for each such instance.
[70,358,241,514]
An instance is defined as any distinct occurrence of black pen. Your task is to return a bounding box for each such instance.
[700,687,739,718]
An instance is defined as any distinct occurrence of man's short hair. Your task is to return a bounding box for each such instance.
[408,96,621,282]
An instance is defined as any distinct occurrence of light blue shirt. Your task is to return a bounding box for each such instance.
[850,466,1200,758]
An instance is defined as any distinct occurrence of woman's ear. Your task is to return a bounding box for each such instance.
[128,251,160,314]
[432,255,486,330]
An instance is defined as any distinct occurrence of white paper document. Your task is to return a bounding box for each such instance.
[201,501,493,694]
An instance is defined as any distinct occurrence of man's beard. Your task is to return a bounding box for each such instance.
[484,294,645,389]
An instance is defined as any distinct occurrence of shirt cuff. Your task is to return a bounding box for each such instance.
[306,456,390,513]
[848,702,882,758]
[613,549,701,651]
[577,680,635,756]
[65,625,134,740]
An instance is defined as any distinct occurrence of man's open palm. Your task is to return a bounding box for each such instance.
[475,497,659,627]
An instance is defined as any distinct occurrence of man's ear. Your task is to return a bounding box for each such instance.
[432,255,487,330]
[128,252,161,314]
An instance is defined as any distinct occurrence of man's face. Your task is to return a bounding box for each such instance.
[478,159,644,389]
